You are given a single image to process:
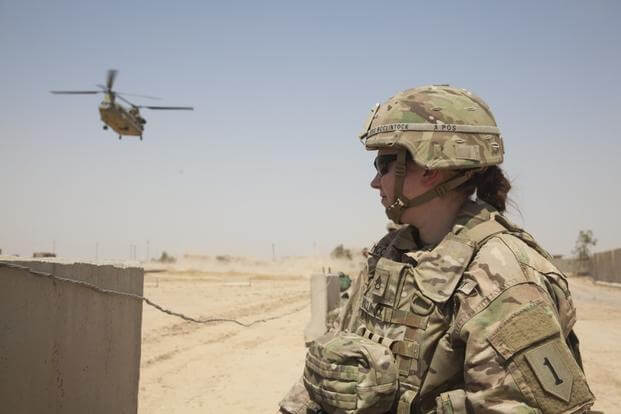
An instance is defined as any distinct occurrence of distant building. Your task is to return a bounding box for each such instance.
[33,252,56,258]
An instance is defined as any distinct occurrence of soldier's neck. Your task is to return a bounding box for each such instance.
[403,195,465,247]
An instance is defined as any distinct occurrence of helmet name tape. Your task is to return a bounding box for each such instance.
[363,123,500,140]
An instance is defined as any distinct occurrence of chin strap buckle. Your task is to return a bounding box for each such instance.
[391,198,406,209]
[435,184,449,197]
[386,198,407,224]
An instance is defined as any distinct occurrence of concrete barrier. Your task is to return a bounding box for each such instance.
[304,273,340,344]
[0,258,143,414]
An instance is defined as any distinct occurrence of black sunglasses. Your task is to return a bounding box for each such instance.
[373,154,398,176]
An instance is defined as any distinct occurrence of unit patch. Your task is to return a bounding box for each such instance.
[524,341,573,402]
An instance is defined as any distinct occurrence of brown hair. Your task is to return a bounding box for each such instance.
[460,166,512,213]
[402,149,513,212]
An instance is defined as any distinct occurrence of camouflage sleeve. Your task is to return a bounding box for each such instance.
[453,238,594,414]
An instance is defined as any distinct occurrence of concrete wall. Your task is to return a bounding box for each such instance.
[0,258,143,414]
[551,257,587,275]
[591,248,621,284]
[552,248,621,284]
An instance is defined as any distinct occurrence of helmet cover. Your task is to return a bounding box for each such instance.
[360,85,504,170]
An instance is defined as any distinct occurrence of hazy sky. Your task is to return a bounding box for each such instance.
[1,1,619,261]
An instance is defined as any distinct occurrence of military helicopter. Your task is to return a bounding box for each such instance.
[51,70,193,140]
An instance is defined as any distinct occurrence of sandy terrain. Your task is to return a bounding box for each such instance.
[138,257,620,413]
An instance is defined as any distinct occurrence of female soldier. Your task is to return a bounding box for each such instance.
[279,85,594,414]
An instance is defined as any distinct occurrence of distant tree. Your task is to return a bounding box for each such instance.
[158,251,176,263]
[331,244,352,260]
[216,255,231,263]
[573,230,597,261]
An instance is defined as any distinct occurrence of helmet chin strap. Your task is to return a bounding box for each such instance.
[385,149,476,224]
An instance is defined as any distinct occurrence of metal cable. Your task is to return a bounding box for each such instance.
[0,261,308,328]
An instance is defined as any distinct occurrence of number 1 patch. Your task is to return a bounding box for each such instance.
[524,341,573,402]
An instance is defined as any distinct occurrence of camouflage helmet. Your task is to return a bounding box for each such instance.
[303,331,398,413]
[358,85,504,223]
[359,84,504,170]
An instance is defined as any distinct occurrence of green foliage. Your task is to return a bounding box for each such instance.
[330,244,352,260]
[158,251,176,263]
[573,230,597,261]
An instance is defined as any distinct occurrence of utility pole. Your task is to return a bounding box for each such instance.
[272,243,276,261]
[95,242,99,261]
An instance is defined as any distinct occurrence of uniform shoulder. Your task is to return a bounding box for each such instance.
[460,229,564,296]
[461,234,526,299]
[453,232,567,336]
[493,232,563,276]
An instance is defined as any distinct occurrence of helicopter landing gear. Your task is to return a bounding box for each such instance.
[103,125,108,130]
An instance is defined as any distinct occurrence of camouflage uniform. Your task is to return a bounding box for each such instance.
[279,86,595,413]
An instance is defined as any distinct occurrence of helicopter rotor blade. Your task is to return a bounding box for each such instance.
[116,92,161,100]
[51,90,101,94]
[116,94,137,108]
[106,69,118,90]
[139,106,194,110]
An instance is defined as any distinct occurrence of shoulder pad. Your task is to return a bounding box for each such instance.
[406,234,475,302]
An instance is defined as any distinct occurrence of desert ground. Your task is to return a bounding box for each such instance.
[138,255,620,413]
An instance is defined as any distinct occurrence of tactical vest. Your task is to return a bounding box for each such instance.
[351,211,579,414]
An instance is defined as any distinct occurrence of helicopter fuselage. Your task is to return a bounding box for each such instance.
[98,94,145,137]
[51,70,191,140]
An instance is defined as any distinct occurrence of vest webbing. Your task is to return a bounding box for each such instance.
[402,214,511,413]
[463,214,508,247]
[465,213,553,261]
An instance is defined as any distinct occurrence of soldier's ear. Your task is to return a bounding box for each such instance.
[420,169,443,187]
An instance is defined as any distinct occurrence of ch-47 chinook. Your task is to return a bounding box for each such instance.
[51,70,193,140]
